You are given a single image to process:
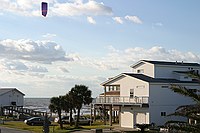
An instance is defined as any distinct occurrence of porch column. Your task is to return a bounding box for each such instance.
[119,106,121,126]
[104,86,106,125]
[133,112,137,128]
[109,105,112,126]
[93,106,96,122]
[90,104,93,126]
[113,111,115,123]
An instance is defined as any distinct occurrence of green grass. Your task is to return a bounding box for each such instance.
[0,121,114,133]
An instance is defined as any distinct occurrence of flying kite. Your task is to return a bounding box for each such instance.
[41,2,48,17]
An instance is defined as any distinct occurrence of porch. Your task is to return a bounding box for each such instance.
[93,96,149,105]
[91,96,149,128]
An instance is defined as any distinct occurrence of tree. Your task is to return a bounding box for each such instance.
[65,93,75,126]
[69,84,92,128]
[49,96,66,129]
[169,71,200,132]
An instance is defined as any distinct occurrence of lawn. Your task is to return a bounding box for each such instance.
[0,120,114,133]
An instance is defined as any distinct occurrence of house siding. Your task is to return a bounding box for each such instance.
[0,90,24,107]
[133,62,154,78]
[149,83,198,125]
[154,65,200,79]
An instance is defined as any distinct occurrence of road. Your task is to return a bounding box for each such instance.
[0,126,33,133]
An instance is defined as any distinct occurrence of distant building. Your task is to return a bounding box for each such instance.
[0,88,25,107]
[93,60,200,128]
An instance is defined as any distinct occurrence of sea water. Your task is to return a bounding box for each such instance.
[24,98,91,115]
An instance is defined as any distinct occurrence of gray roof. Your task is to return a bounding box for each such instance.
[123,73,199,84]
[0,88,25,96]
[142,60,200,67]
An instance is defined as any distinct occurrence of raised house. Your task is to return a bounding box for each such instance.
[0,88,25,107]
[93,60,200,128]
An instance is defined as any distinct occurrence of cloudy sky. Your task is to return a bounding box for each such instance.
[0,0,200,97]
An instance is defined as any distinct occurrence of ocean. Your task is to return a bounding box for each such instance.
[24,98,91,115]
[24,98,50,112]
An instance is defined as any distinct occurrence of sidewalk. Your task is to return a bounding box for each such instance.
[73,125,138,133]
[0,126,33,133]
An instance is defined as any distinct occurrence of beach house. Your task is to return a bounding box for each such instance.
[0,88,25,107]
[93,60,200,128]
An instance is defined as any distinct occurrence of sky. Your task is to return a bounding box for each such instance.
[0,0,200,98]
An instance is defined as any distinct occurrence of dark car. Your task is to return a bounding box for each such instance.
[24,117,51,126]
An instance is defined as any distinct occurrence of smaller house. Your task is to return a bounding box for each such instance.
[0,88,25,107]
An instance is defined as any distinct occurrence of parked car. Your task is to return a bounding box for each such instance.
[24,117,51,126]
[54,115,92,125]
[74,116,92,125]
[54,116,70,124]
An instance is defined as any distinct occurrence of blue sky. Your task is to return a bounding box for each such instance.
[0,0,200,97]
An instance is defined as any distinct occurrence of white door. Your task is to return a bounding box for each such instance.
[136,113,146,124]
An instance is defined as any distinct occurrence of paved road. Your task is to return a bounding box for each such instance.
[0,126,33,133]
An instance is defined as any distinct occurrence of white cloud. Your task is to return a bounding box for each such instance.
[78,46,200,71]
[42,33,57,39]
[0,0,112,17]
[125,15,142,24]
[28,65,48,73]
[0,44,200,97]
[154,22,163,26]
[51,0,113,16]
[152,22,163,29]
[87,16,96,24]
[0,59,48,73]
[112,17,123,24]
[2,60,28,71]
[0,39,73,64]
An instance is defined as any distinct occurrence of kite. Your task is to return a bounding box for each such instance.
[41,2,48,17]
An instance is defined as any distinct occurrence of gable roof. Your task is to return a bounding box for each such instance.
[131,60,200,68]
[101,73,199,86]
[0,88,25,96]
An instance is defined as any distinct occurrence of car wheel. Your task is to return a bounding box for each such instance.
[31,123,34,126]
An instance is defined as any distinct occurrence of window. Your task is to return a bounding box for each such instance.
[161,86,169,88]
[161,112,166,116]
[116,85,120,91]
[137,69,144,74]
[184,76,189,79]
[130,89,134,98]
[136,85,145,88]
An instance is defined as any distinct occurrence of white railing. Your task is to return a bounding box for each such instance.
[93,96,148,104]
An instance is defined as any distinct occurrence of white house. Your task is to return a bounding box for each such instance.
[0,88,25,107]
[93,60,200,128]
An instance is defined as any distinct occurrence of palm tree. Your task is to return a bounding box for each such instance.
[49,96,66,129]
[69,84,92,128]
[169,71,200,132]
[65,93,75,126]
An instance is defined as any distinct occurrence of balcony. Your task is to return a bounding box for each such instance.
[93,96,148,106]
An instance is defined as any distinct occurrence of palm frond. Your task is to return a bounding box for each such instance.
[170,84,200,102]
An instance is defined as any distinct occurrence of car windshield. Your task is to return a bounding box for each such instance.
[61,116,69,119]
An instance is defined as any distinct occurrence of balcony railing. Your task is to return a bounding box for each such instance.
[93,96,148,104]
